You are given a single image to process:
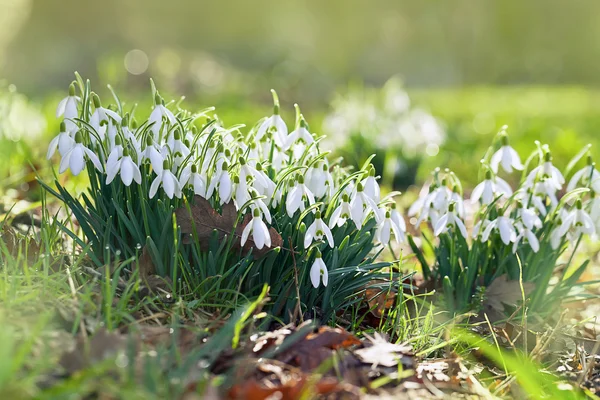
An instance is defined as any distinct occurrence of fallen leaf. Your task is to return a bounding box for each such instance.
[482,275,535,323]
[175,195,282,258]
[228,375,353,400]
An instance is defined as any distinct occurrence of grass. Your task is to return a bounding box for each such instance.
[0,85,599,398]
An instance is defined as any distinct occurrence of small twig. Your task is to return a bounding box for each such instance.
[289,237,303,323]
[577,338,600,386]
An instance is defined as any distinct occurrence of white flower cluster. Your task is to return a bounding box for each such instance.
[48,84,407,289]
[409,126,600,252]
[322,77,444,157]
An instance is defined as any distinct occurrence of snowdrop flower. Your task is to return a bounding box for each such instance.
[149,93,176,139]
[376,209,405,245]
[390,203,407,234]
[329,193,352,228]
[516,203,542,230]
[411,188,441,227]
[558,199,595,238]
[449,186,465,218]
[233,176,252,210]
[249,195,272,224]
[56,83,80,132]
[533,179,559,208]
[350,182,381,229]
[106,148,141,186]
[525,152,564,191]
[434,203,467,238]
[472,218,491,239]
[240,209,271,250]
[285,119,314,149]
[89,93,121,138]
[285,175,316,217]
[567,156,600,193]
[179,164,208,197]
[513,222,539,253]
[471,170,512,205]
[142,136,165,174]
[306,162,334,199]
[256,90,288,147]
[47,122,75,159]
[166,129,191,160]
[59,131,103,176]
[585,194,600,238]
[490,132,523,173]
[361,167,381,203]
[304,211,334,248]
[430,182,452,211]
[481,216,517,245]
[206,162,233,205]
[248,162,275,199]
[309,250,328,288]
[149,160,181,199]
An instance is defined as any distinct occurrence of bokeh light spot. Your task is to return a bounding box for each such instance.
[124,49,149,75]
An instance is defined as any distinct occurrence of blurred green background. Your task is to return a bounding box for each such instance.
[2,0,600,192]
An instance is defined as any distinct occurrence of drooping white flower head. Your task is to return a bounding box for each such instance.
[304,211,335,248]
[329,193,352,228]
[285,175,316,217]
[433,202,468,238]
[567,155,600,193]
[106,147,141,187]
[525,151,564,191]
[490,131,523,174]
[557,199,596,239]
[481,215,517,245]
[350,182,381,229]
[240,208,271,250]
[309,250,328,288]
[89,93,122,140]
[471,170,513,205]
[376,208,405,245]
[47,121,75,159]
[58,131,103,176]
[56,83,81,132]
[149,160,182,199]
[255,90,288,147]
[512,222,540,253]
[148,93,177,139]
[361,166,381,203]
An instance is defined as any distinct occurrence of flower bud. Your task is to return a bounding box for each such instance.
[60,121,66,132]
[69,82,76,97]
[92,93,101,108]
[162,160,169,170]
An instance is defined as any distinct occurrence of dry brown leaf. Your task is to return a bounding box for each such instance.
[174,195,282,258]
[482,275,535,322]
[228,375,351,400]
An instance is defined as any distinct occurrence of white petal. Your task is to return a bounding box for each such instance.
[241,222,252,247]
[59,148,73,174]
[490,149,502,173]
[253,219,265,249]
[56,97,68,117]
[121,157,134,186]
[106,159,121,184]
[47,136,59,159]
[501,146,513,173]
[83,147,103,173]
[70,146,85,176]
[324,226,335,248]
[471,182,484,203]
[149,176,161,198]
[433,214,449,236]
[310,258,323,288]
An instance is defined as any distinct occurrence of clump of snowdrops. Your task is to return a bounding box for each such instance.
[322,77,445,188]
[408,125,599,318]
[43,74,406,321]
